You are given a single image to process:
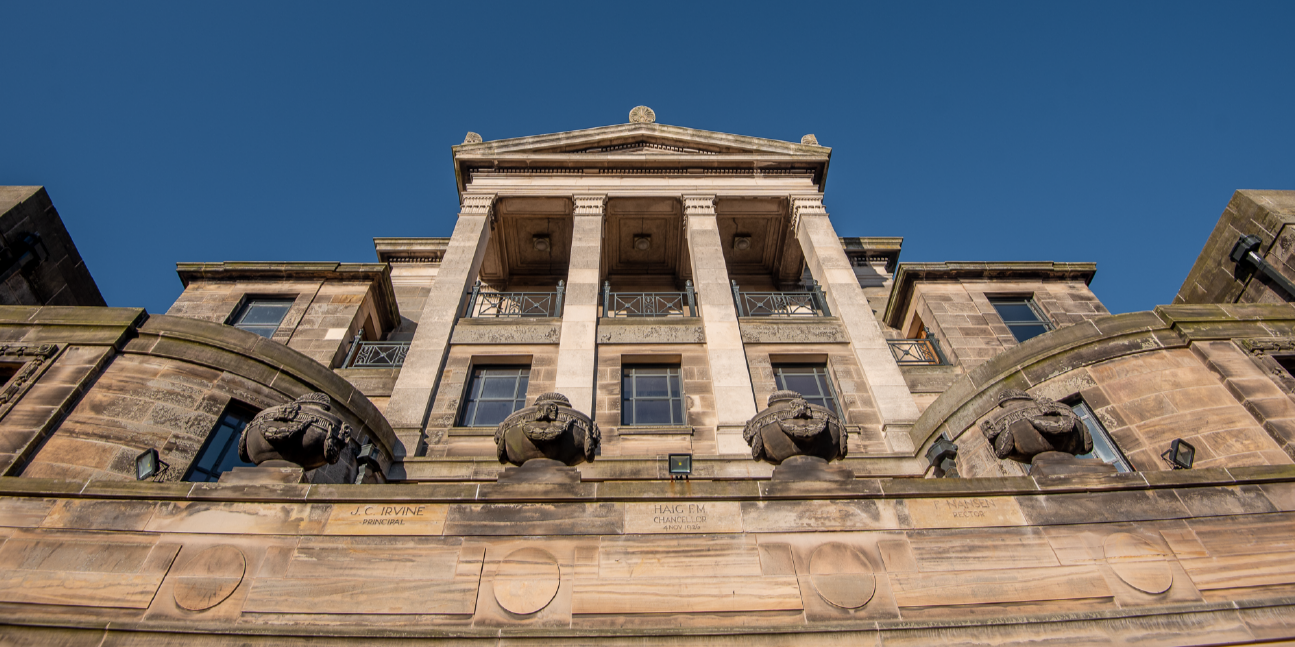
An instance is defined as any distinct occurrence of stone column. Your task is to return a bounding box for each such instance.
[552,195,606,415]
[792,195,921,452]
[385,194,495,457]
[684,195,758,454]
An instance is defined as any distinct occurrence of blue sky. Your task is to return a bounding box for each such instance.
[2,1,1292,316]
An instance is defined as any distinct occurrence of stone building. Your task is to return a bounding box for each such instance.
[4,110,1295,644]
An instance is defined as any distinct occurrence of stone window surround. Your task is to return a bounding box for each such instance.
[983,292,1056,340]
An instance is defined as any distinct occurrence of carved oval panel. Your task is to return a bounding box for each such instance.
[1104,532,1172,595]
[172,545,246,611]
[493,548,560,615]
[808,542,876,609]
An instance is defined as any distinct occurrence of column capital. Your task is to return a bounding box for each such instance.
[682,195,717,216]
[571,194,608,216]
[788,195,827,232]
[460,193,497,216]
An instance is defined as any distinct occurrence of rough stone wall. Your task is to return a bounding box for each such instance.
[911,279,1108,370]
[22,353,290,482]
[1193,340,1295,461]
[1176,190,1295,305]
[0,345,112,477]
[743,343,887,455]
[0,186,106,307]
[421,343,559,458]
[955,347,1291,478]
[595,345,716,457]
[388,261,439,340]
[166,279,321,346]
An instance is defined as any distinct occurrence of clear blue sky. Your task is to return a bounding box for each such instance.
[2,2,1292,316]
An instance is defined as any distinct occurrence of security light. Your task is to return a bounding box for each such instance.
[668,453,692,480]
[1163,439,1195,470]
[135,448,168,481]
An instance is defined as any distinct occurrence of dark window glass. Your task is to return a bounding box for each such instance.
[1072,400,1133,472]
[622,365,684,426]
[1275,355,1295,379]
[230,297,295,338]
[186,404,258,482]
[773,364,841,418]
[989,297,1052,342]
[459,367,530,427]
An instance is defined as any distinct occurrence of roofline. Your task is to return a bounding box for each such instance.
[882,261,1098,329]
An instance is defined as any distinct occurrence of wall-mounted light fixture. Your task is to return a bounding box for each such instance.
[1231,234,1295,300]
[633,234,652,252]
[135,448,169,481]
[1162,439,1195,470]
[924,434,959,478]
[532,235,551,252]
[668,453,692,480]
[354,443,384,484]
[733,235,752,251]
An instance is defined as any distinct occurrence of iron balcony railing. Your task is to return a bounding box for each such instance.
[732,280,831,317]
[464,281,564,318]
[603,281,697,317]
[343,337,411,368]
[887,337,947,365]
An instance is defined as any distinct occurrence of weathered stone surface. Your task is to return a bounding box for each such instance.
[597,318,705,344]
[451,318,562,345]
[739,319,847,344]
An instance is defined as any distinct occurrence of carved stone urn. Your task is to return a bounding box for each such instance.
[494,392,600,483]
[743,390,852,481]
[979,389,1116,477]
[238,393,353,471]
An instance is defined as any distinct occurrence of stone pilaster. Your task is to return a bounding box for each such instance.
[385,194,495,458]
[792,195,920,452]
[553,195,606,415]
[684,195,758,454]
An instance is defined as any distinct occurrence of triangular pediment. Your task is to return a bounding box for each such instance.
[453,123,829,159]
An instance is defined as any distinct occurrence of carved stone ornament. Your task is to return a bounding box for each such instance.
[239,393,353,471]
[628,105,656,124]
[801,134,820,146]
[979,389,1115,476]
[462,131,482,144]
[0,344,58,418]
[494,393,600,482]
[744,390,851,481]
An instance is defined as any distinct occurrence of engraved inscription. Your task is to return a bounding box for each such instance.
[905,497,1025,529]
[623,502,742,534]
[324,503,448,536]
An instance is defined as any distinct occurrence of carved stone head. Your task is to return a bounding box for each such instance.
[238,393,354,470]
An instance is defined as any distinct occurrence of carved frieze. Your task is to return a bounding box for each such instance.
[451,320,561,345]
[597,320,704,344]
[0,344,59,421]
[739,319,846,344]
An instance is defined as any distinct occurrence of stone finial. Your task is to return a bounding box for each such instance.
[801,134,820,146]
[239,393,353,471]
[494,392,600,483]
[743,390,851,481]
[629,106,656,124]
[463,132,482,144]
[979,389,1115,476]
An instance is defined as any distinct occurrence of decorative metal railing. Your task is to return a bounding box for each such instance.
[603,281,697,317]
[887,338,947,365]
[732,281,831,317]
[465,281,564,318]
[343,339,411,368]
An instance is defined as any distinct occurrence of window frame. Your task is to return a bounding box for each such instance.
[1069,399,1134,473]
[228,295,296,339]
[184,401,259,482]
[988,295,1053,343]
[771,363,844,419]
[456,365,531,428]
[620,364,686,427]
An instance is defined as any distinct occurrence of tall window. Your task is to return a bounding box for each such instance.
[459,366,530,427]
[186,404,258,482]
[989,297,1052,342]
[1071,400,1133,472]
[230,297,295,338]
[772,364,842,417]
[621,365,684,426]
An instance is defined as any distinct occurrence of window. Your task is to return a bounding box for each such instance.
[772,364,842,417]
[621,365,684,426]
[1071,400,1133,472]
[230,297,295,338]
[989,297,1052,342]
[459,366,530,427]
[185,404,258,482]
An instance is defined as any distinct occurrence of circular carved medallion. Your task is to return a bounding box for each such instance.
[629,106,656,124]
[1104,532,1173,595]
[172,545,246,611]
[809,542,876,609]
[493,547,560,615]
